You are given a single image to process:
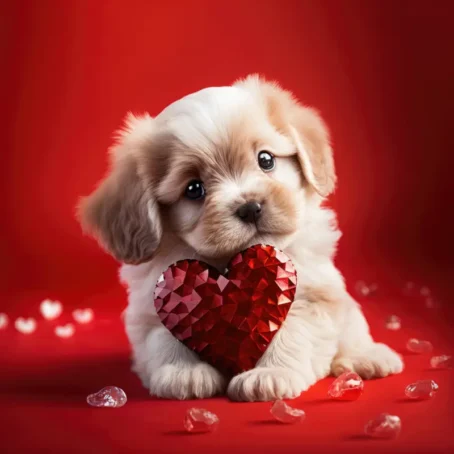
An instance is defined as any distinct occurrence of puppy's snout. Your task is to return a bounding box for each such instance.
[236,201,262,223]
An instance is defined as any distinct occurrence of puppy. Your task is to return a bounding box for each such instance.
[78,75,403,401]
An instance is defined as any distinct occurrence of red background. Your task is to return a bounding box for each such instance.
[1,1,453,453]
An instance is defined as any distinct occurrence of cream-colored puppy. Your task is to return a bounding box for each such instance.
[78,75,403,401]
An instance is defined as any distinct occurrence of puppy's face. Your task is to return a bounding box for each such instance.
[154,102,304,258]
[78,76,336,264]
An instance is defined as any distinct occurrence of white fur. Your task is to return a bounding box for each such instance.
[122,202,402,401]
[114,85,403,402]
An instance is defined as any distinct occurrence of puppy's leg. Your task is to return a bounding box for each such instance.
[331,300,404,379]
[227,300,338,402]
[126,315,226,399]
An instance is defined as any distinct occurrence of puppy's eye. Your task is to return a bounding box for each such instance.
[258,151,275,172]
[185,180,205,200]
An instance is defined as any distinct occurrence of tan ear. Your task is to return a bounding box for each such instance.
[77,114,162,264]
[288,107,336,197]
[235,75,336,197]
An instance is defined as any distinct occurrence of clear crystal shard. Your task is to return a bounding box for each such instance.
[270,400,306,424]
[385,315,401,331]
[406,338,433,354]
[405,379,438,399]
[87,386,127,408]
[364,413,401,439]
[328,372,364,400]
[184,408,219,433]
[430,355,453,369]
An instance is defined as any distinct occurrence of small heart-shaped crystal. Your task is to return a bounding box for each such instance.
[55,324,75,338]
[364,413,401,439]
[328,372,364,400]
[0,313,9,330]
[406,338,433,354]
[72,308,94,324]
[184,408,219,433]
[270,400,306,424]
[15,317,37,334]
[87,386,127,408]
[405,379,438,400]
[40,299,63,320]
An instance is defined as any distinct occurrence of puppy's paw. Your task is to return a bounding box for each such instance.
[227,367,308,402]
[331,343,404,379]
[149,363,226,400]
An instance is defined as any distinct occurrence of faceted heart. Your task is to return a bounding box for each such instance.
[184,408,219,433]
[270,400,306,424]
[40,299,63,320]
[154,244,297,377]
[328,372,364,400]
[87,386,127,408]
[364,413,401,439]
[405,379,438,400]
[406,338,433,354]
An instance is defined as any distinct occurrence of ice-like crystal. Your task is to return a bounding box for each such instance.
[87,386,127,408]
[406,338,433,354]
[405,379,438,400]
[55,324,75,338]
[14,317,37,334]
[0,313,8,330]
[40,299,63,320]
[430,355,453,369]
[385,315,401,331]
[328,372,363,400]
[270,400,306,423]
[364,413,401,439]
[184,408,219,433]
[72,308,94,324]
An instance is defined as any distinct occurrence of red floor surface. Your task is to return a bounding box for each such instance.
[3,1,454,453]
[2,264,453,454]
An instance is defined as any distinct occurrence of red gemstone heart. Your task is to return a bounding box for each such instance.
[154,244,297,377]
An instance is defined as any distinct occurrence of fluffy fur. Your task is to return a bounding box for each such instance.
[78,75,403,401]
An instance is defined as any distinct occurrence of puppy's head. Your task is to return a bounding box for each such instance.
[78,75,336,263]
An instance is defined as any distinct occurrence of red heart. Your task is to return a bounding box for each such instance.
[154,244,297,377]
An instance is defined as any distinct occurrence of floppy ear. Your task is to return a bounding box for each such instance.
[77,114,162,264]
[287,106,336,197]
[235,75,336,197]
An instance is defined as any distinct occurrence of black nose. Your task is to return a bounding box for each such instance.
[236,201,262,223]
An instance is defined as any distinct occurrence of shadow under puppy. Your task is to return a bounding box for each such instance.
[78,75,403,401]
